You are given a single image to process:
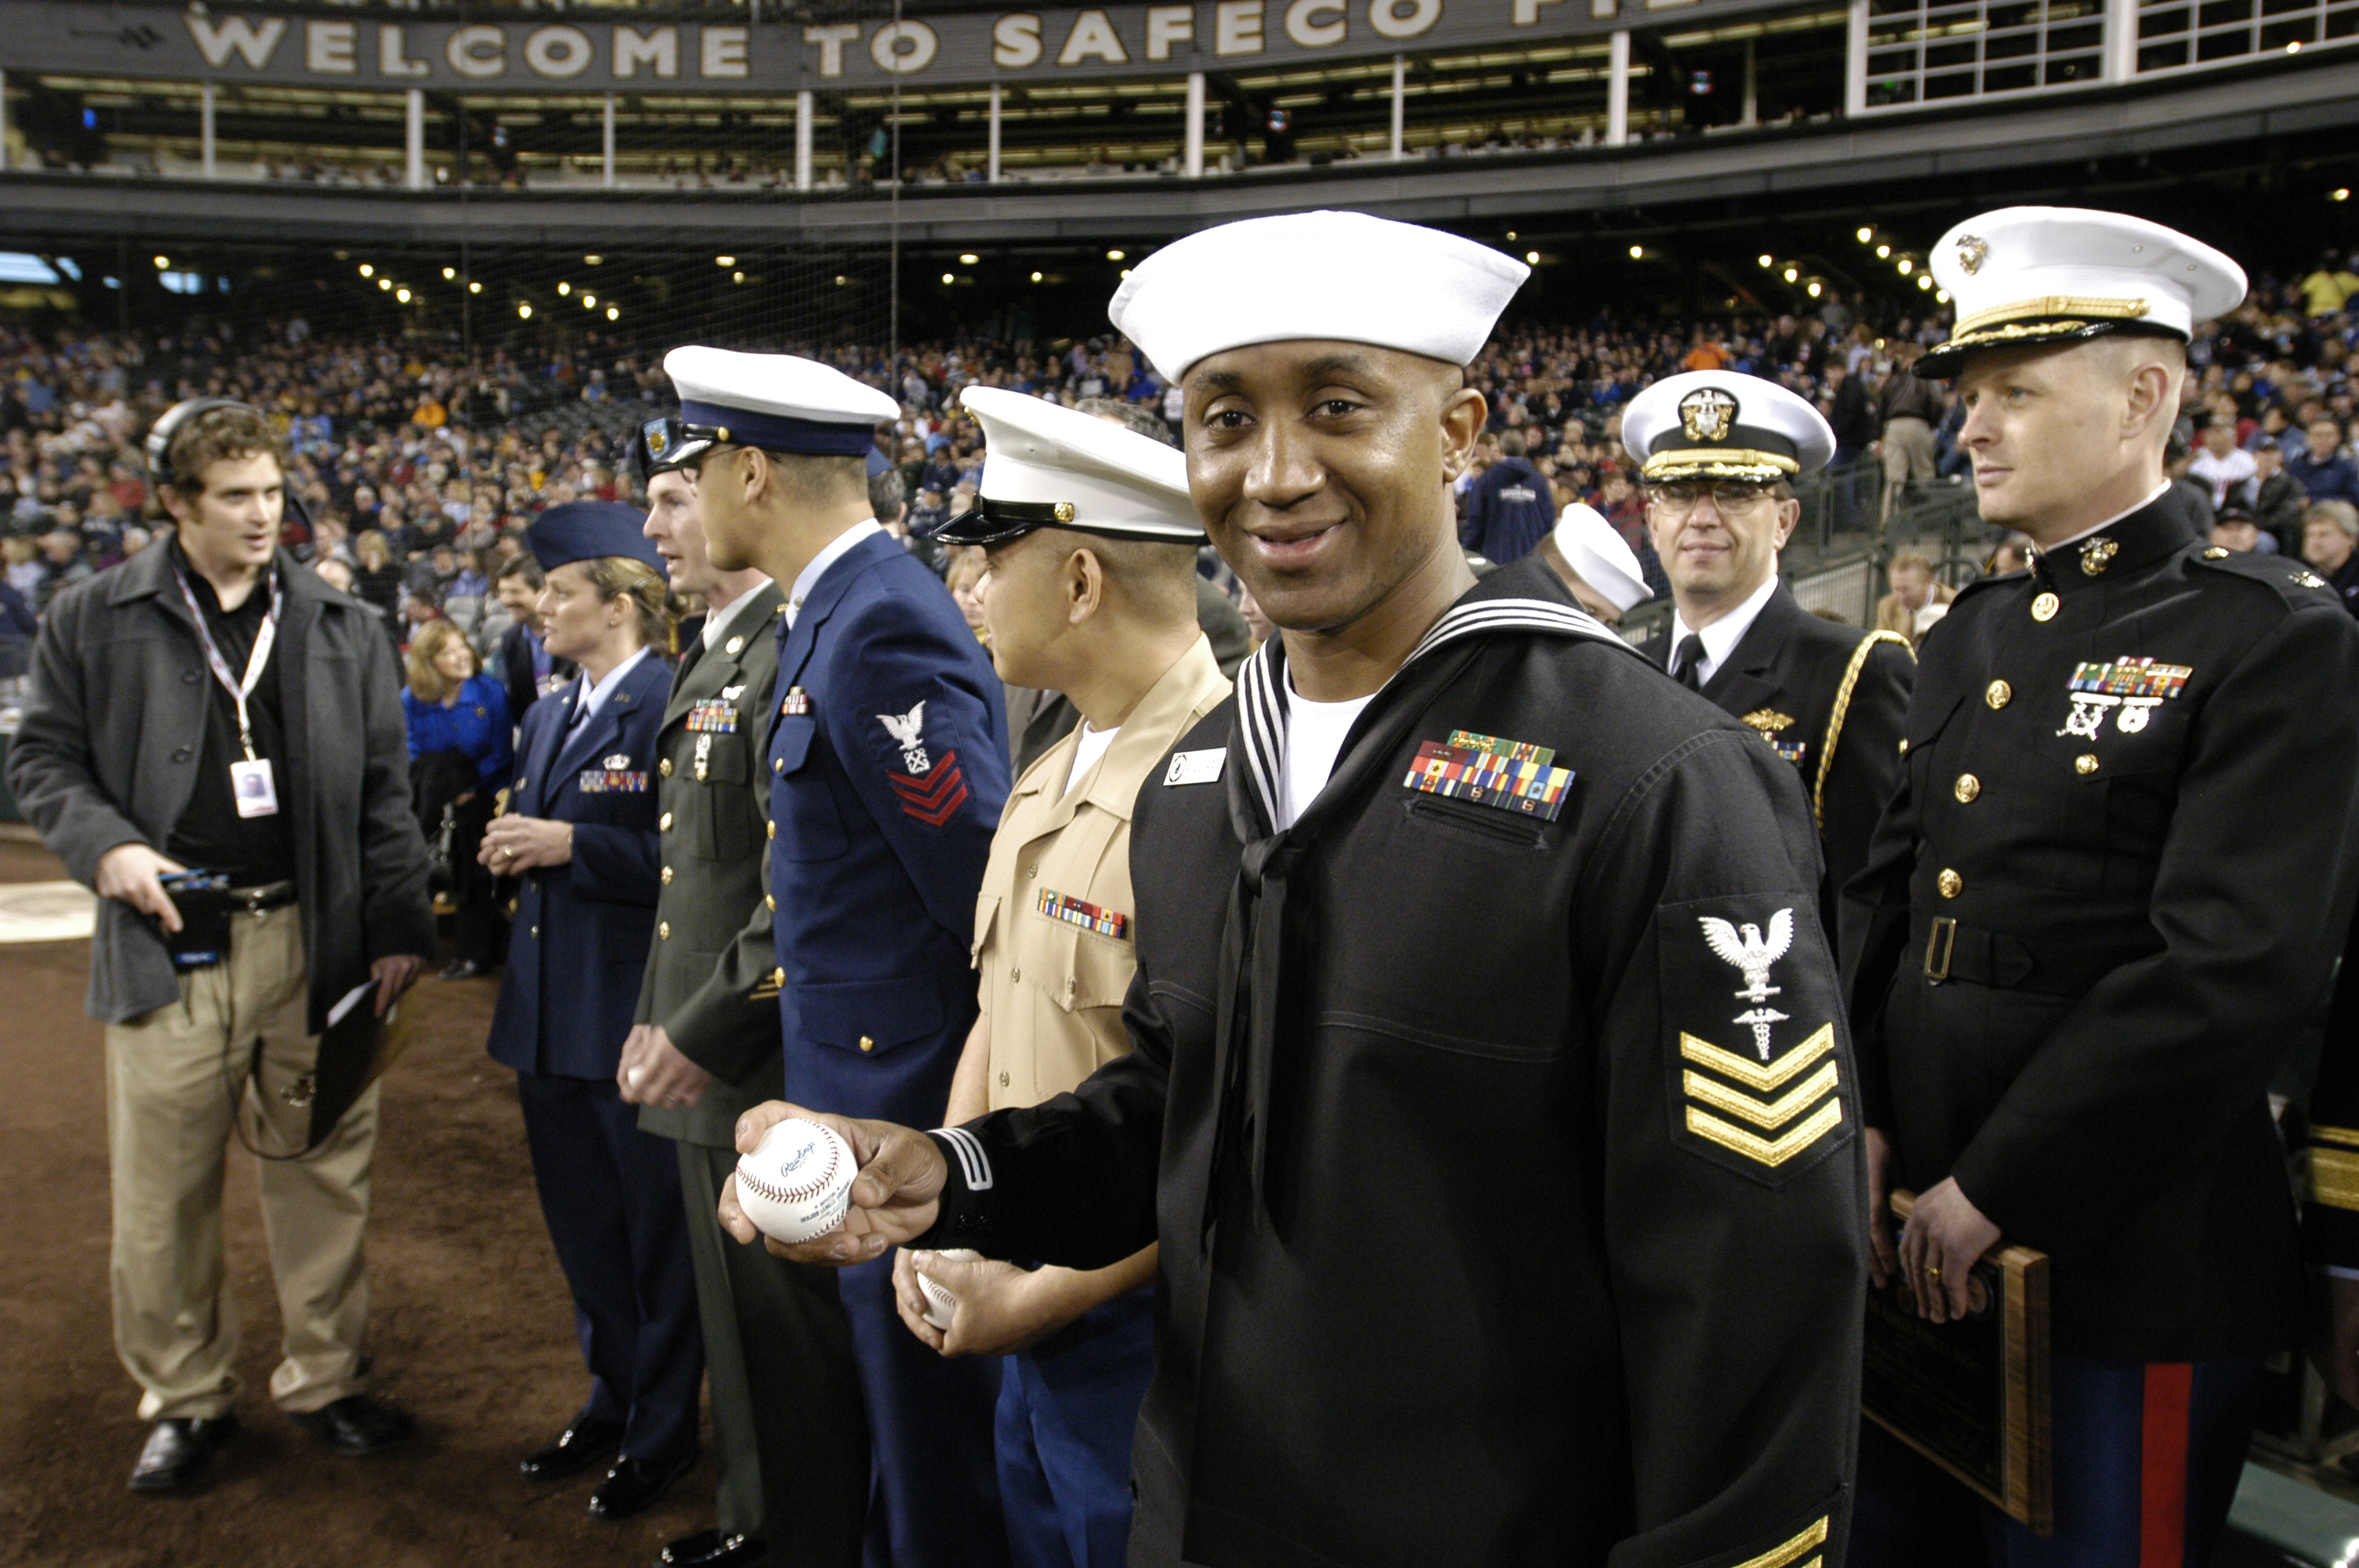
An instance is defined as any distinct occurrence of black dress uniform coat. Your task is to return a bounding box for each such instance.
[920,559,1868,1568]
[1641,580,1913,926]
[1843,488,2359,1362]
[634,583,868,1562]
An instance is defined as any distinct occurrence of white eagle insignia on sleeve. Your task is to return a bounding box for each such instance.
[878,702,931,775]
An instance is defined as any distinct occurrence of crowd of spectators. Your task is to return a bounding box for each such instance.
[2,241,2353,685]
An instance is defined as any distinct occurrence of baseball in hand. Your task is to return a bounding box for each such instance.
[735,1119,856,1244]
[918,1250,981,1330]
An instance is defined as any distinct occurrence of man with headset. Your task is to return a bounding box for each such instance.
[8,398,436,1492]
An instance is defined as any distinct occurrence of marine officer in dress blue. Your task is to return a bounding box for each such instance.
[482,501,704,1524]
[666,347,1013,1568]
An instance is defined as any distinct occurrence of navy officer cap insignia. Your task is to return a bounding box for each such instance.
[1107,209,1530,383]
[526,499,664,573]
[662,345,900,459]
[1918,206,2246,379]
[930,387,1205,548]
[1623,370,1836,485]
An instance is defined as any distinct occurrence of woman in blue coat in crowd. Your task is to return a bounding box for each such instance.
[400,619,511,978]
[478,502,702,1522]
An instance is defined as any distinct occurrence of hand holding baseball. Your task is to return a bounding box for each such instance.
[719,1100,947,1264]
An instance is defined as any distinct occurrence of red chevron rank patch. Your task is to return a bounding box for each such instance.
[887,747,969,827]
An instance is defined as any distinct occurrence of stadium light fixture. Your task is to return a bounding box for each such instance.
[442,267,455,281]
[154,254,169,269]
[716,256,736,267]
[358,263,373,278]
[378,278,391,291]
[1030,271,1044,283]
[733,271,746,285]
[1875,244,1892,259]
[582,294,596,308]
[1506,230,1518,241]
[943,272,955,285]
[1856,227,1873,243]
[1107,249,1125,262]
[1759,254,1774,268]
[1783,267,1799,283]
[1526,251,1540,265]
[558,281,571,296]
[2333,188,2352,202]
[959,253,980,265]
[606,307,619,321]
[836,276,849,286]
[1628,245,1644,260]
[1897,258,1913,275]
[586,255,603,266]
[1807,281,1823,298]
[469,281,482,294]
[2286,38,2300,51]
[396,288,411,303]
[1920,275,1935,290]
[518,303,533,319]
[1121,270,1133,280]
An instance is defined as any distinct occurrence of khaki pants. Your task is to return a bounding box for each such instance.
[104,902,378,1421]
[1880,416,1938,522]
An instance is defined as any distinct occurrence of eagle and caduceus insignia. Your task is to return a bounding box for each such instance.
[1699,909,1794,1059]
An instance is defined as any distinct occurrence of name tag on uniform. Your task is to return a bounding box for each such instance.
[1164,749,1225,786]
[231,758,279,818]
[687,699,738,734]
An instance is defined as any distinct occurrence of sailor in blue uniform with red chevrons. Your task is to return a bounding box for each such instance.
[665,346,1013,1568]
[1841,209,2359,1568]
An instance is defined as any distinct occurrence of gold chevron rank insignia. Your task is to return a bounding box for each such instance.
[1680,1023,1845,1178]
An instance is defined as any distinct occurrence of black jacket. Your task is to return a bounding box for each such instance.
[1641,581,1912,931]
[7,543,435,1031]
[497,619,575,731]
[1842,489,2359,1360]
[922,559,1866,1568]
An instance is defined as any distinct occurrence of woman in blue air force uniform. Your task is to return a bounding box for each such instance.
[480,502,703,1521]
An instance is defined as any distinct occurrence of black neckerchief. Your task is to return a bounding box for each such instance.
[1203,575,1632,1252]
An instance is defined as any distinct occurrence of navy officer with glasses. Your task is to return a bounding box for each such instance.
[1630,370,1914,927]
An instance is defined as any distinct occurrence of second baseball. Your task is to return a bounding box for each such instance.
[918,1250,981,1330]
[736,1119,856,1244]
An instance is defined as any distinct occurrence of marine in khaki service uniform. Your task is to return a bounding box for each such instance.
[893,387,1231,1568]
[617,429,867,1568]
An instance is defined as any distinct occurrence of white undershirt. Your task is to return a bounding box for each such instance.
[701,575,776,651]
[1670,572,1781,690]
[1278,677,1374,829]
[567,644,653,735]
[1063,721,1119,799]
[785,521,885,629]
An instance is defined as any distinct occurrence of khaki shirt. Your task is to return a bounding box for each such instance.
[972,636,1230,1112]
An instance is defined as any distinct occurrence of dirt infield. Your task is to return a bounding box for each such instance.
[0,839,717,1568]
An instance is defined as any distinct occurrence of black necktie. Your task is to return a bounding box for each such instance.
[1672,633,1707,691]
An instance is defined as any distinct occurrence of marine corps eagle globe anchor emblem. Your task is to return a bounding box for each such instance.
[1701,909,1795,1059]
[1677,387,1739,444]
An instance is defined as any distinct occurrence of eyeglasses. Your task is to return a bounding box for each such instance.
[1649,481,1777,513]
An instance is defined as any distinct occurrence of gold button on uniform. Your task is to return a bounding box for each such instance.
[998,1072,1009,1087]
[2031,592,2059,622]
[767,821,776,840]
[530,924,540,938]
[765,895,776,911]
[859,1036,874,1054]
[726,636,744,655]
[660,811,674,830]
[659,758,672,778]
[658,921,671,940]
[1954,774,1980,803]
[2076,754,2099,775]
[660,866,674,884]
[2204,546,2230,560]
[771,967,786,987]
[1986,681,2012,710]
[773,757,783,773]
[1011,967,1022,982]
[1937,869,1963,898]
[1897,738,1909,755]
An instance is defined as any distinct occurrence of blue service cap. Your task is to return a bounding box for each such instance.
[526,501,663,573]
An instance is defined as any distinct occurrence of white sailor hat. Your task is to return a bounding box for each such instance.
[1107,211,1530,383]
[1918,207,2246,378]
[1621,370,1836,485]
[656,345,899,466]
[931,387,1204,546]
[1550,503,1650,612]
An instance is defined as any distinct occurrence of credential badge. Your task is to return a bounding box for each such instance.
[1677,387,1739,444]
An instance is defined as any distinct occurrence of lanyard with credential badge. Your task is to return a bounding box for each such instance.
[171,561,283,817]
